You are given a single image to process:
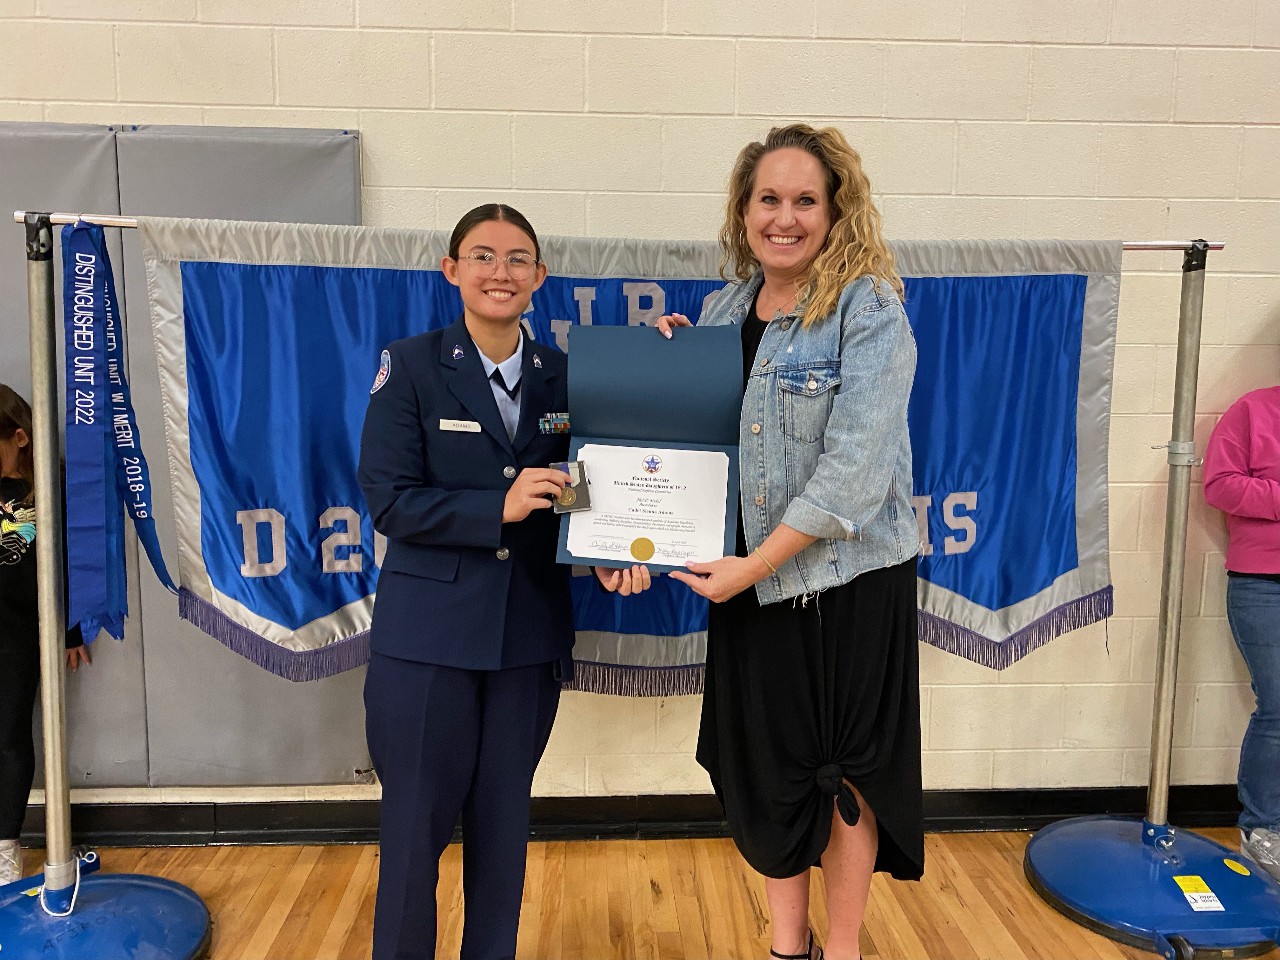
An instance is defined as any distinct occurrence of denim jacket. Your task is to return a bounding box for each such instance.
[699,270,919,604]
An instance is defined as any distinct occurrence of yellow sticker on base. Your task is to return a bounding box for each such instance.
[1224,858,1251,876]
[1173,875,1225,912]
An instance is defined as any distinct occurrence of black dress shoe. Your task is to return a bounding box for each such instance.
[769,930,822,960]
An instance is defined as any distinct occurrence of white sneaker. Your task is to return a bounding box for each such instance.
[1240,827,1280,883]
[0,839,20,886]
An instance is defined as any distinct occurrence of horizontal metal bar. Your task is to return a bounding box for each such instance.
[13,212,1228,252]
[1121,240,1225,251]
[14,211,138,229]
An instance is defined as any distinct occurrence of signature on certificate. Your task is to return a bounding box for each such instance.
[590,539,628,552]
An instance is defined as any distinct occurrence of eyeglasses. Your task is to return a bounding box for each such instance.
[456,251,539,279]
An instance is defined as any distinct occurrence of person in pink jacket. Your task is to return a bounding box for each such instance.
[1203,385,1280,882]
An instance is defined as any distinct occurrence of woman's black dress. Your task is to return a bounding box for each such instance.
[695,311,925,881]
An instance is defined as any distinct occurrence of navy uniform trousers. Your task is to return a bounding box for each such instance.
[364,654,560,960]
[359,319,573,960]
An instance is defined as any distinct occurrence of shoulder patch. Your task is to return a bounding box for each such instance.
[371,349,391,394]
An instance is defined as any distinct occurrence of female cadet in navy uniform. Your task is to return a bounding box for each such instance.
[358,204,649,960]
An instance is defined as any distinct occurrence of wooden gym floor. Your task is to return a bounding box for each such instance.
[19,828,1279,959]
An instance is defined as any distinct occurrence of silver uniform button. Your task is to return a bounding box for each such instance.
[807,380,818,393]
[503,466,516,479]
[496,547,510,560]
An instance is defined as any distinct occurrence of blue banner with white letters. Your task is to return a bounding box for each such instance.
[62,222,175,643]
[141,219,1117,685]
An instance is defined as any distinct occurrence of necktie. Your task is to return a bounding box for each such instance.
[490,369,520,401]
[490,369,521,440]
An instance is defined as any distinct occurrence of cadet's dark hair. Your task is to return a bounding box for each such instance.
[0,383,35,501]
[447,204,541,263]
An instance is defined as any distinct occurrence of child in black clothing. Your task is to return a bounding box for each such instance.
[0,384,87,886]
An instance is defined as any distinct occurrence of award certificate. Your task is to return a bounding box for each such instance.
[566,443,729,568]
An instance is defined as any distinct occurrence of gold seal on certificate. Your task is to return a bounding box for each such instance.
[630,538,655,561]
[565,443,729,568]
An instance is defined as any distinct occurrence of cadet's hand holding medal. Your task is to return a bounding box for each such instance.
[549,460,591,513]
[502,467,570,523]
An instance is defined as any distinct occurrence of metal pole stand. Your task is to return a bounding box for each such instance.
[1024,242,1280,959]
[0,214,210,959]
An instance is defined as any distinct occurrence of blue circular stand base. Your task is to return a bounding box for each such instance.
[1025,816,1280,959]
[0,872,210,960]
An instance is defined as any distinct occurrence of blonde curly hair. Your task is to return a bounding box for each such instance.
[719,123,902,326]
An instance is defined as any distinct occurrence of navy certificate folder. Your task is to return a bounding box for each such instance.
[558,324,742,572]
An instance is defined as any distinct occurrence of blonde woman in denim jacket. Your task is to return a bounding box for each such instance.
[660,125,921,960]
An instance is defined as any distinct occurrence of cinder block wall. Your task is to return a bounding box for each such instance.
[5,0,1277,799]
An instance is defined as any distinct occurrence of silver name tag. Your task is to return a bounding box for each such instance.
[440,419,482,433]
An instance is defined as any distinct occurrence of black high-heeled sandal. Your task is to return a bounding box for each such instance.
[769,930,823,960]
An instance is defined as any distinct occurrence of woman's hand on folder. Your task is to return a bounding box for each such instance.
[669,556,761,603]
[656,313,692,340]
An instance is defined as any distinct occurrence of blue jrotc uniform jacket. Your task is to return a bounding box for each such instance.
[358,316,573,671]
